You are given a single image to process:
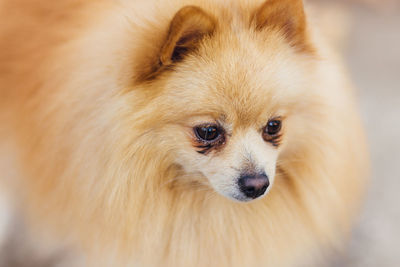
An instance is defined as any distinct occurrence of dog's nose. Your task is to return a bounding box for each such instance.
[238,173,269,199]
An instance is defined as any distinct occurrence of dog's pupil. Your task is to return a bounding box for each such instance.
[198,126,218,141]
[267,121,281,135]
[204,127,216,139]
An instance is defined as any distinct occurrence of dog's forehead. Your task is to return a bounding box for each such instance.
[193,35,305,124]
[163,28,312,126]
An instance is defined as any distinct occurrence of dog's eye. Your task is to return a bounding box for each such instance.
[265,120,281,136]
[194,125,220,141]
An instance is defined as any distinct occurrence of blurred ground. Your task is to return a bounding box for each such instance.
[335,3,400,267]
[0,1,399,266]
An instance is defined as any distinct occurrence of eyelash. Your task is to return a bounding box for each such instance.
[195,143,213,154]
[264,134,282,147]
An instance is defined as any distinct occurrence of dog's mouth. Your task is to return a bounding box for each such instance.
[226,188,269,202]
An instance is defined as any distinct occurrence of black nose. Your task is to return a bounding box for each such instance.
[238,173,269,199]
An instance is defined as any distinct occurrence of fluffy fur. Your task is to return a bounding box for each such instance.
[0,0,368,266]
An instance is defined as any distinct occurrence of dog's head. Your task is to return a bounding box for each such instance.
[135,0,316,202]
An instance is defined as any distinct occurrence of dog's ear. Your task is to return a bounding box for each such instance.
[252,0,313,53]
[137,6,216,81]
[160,6,216,66]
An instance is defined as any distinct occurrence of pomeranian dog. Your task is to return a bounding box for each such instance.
[0,0,368,266]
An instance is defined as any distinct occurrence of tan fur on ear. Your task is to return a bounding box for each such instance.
[160,6,216,66]
[133,6,216,82]
[253,0,313,53]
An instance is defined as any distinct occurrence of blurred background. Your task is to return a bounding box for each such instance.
[327,0,400,266]
[0,0,399,266]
